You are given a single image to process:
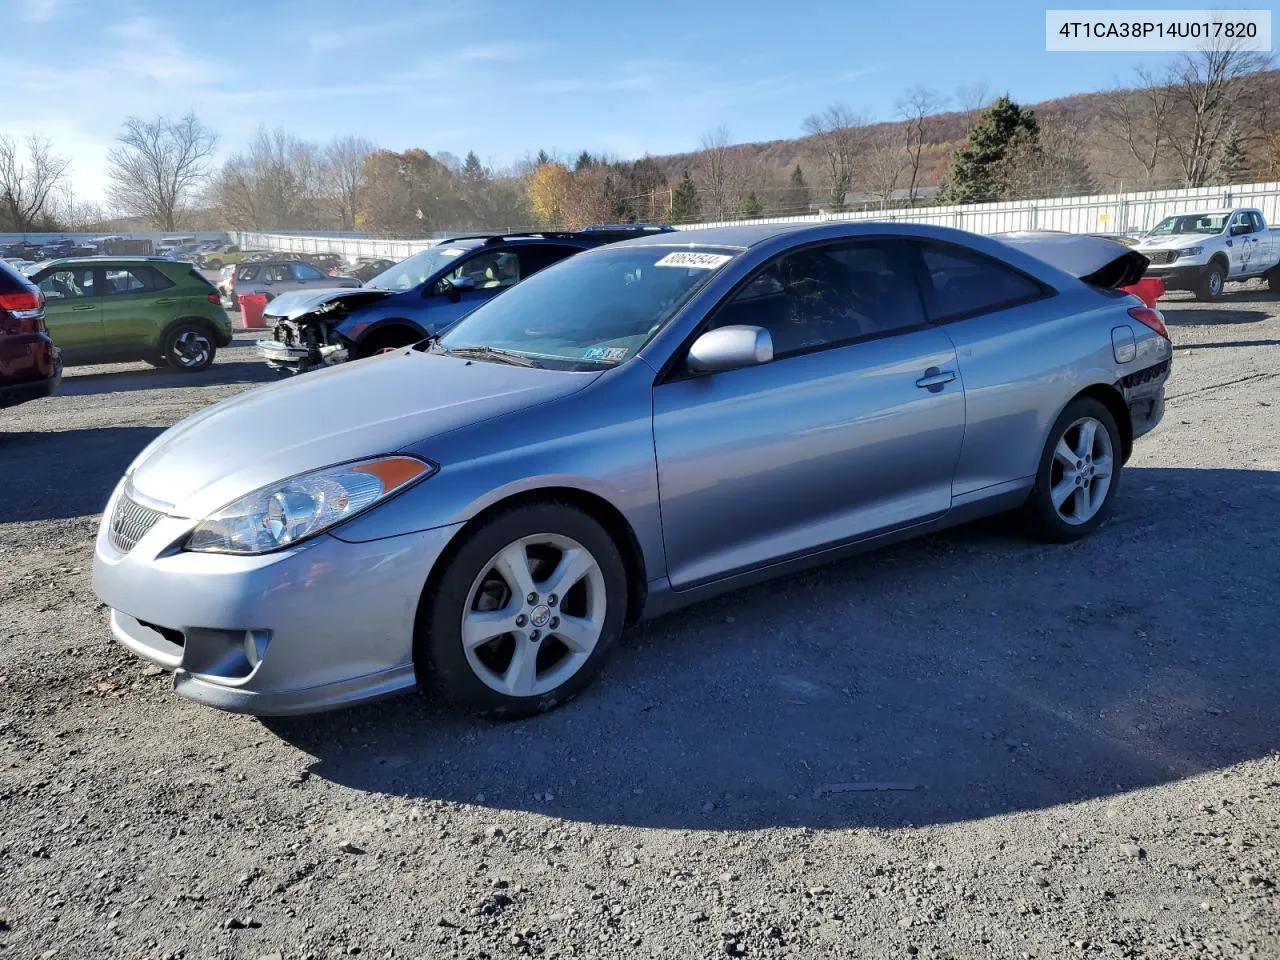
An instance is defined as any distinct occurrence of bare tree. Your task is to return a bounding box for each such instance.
[895,86,947,203]
[1164,43,1271,187]
[863,126,908,209]
[0,134,70,231]
[323,136,374,230]
[695,126,738,221]
[210,127,323,230]
[955,82,992,131]
[50,183,104,231]
[107,113,217,229]
[802,105,869,211]
[1100,67,1172,185]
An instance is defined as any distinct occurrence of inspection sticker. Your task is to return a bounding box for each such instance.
[654,251,733,269]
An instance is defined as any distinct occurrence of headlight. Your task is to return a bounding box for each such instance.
[1179,246,1203,258]
[184,455,435,555]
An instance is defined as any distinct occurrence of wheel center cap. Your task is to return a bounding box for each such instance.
[529,604,551,628]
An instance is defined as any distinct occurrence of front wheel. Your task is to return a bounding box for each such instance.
[1267,267,1280,294]
[417,503,628,719]
[162,323,216,372]
[1023,397,1122,543]
[1194,262,1225,301]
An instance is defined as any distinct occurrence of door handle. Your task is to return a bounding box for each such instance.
[915,367,956,391]
[71,303,96,311]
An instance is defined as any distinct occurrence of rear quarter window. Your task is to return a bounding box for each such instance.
[918,243,1048,322]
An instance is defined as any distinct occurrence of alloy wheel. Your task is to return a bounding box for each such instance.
[171,330,212,368]
[461,534,606,697]
[1048,416,1114,525]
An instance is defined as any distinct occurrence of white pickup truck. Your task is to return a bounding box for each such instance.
[1133,207,1280,301]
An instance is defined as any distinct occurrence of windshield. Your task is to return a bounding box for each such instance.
[367,243,480,291]
[1147,214,1228,237]
[437,245,738,370]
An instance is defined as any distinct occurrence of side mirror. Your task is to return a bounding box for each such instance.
[442,275,476,303]
[686,325,773,374]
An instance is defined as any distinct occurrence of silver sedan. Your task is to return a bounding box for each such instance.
[93,222,1172,718]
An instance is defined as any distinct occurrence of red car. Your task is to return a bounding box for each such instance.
[0,260,61,409]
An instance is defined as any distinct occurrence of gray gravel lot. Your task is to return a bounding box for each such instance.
[1,287,1278,960]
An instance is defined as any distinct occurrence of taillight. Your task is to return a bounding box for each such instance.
[0,290,44,334]
[1128,306,1169,340]
[207,292,221,304]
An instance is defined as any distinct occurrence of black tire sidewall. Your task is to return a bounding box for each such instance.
[1197,263,1224,301]
[1026,397,1122,543]
[163,322,216,372]
[417,503,628,719]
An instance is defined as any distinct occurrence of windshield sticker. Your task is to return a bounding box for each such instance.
[654,251,732,270]
[582,345,630,362]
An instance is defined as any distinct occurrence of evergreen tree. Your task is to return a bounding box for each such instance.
[461,150,487,182]
[941,95,1039,204]
[668,170,701,223]
[829,172,850,212]
[535,149,552,166]
[1213,128,1247,185]
[739,191,763,219]
[575,150,596,171]
[782,163,811,213]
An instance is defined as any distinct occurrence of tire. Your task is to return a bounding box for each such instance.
[161,322,217,372]
[205,258,223,270]
[416,502,628,719]
[1023,397,1122,544]
[1268,267,1280,294]
[1194,261,1225,301]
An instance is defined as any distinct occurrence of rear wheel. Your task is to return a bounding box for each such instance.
[1194,262,1225,301]
[1267,267,1280,294]
[416,503,628,719]
[162,322,216,372]
[1023,397,1122,543]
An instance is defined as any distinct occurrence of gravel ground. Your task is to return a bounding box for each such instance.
[1,287,1277,960]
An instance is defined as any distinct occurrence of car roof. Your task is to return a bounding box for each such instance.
[614,222,817,248]
[38,256,186,266]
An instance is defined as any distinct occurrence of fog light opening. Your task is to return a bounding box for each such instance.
[243,630,271,668]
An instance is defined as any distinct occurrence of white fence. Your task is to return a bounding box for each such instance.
[231,179,1280,259]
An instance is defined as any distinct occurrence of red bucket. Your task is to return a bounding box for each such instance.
[1121,276,1165,308]
[238,293,269,329]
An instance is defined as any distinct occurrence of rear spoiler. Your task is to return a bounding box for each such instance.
[993,231,1150,289]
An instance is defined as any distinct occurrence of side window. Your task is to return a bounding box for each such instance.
[103,266,173,295]
[516,244,581,276]
[1249,212,1264,232]
[292,263,325,282]
[708,240,926,358]
[1230,212,1253,235]
[918,244,1046,322]
[38,268,95,300]
[266,264,293,282]
[235,264,260,282]
[439,250,520,292]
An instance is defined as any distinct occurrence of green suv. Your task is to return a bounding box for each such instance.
[29,257,233,372]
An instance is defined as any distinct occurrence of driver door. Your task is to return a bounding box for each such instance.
[1228,211,1255,276]
[651,238,966,589]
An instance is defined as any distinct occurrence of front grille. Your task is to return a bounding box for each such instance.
[108,492,166,553]
[1120,358,1171,389]
[1145,250,1177,265]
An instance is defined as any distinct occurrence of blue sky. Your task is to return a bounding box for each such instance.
[8,0,1201,204]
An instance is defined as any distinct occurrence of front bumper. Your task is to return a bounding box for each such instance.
[1138,262,1207,289]
[93,481,464,715]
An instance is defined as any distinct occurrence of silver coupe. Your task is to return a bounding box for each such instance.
[93,223,1172,718]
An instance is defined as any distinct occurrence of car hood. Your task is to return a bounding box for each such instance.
[264,286,388,320]
[126,351,598,519]
[1134,235,1213,250]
